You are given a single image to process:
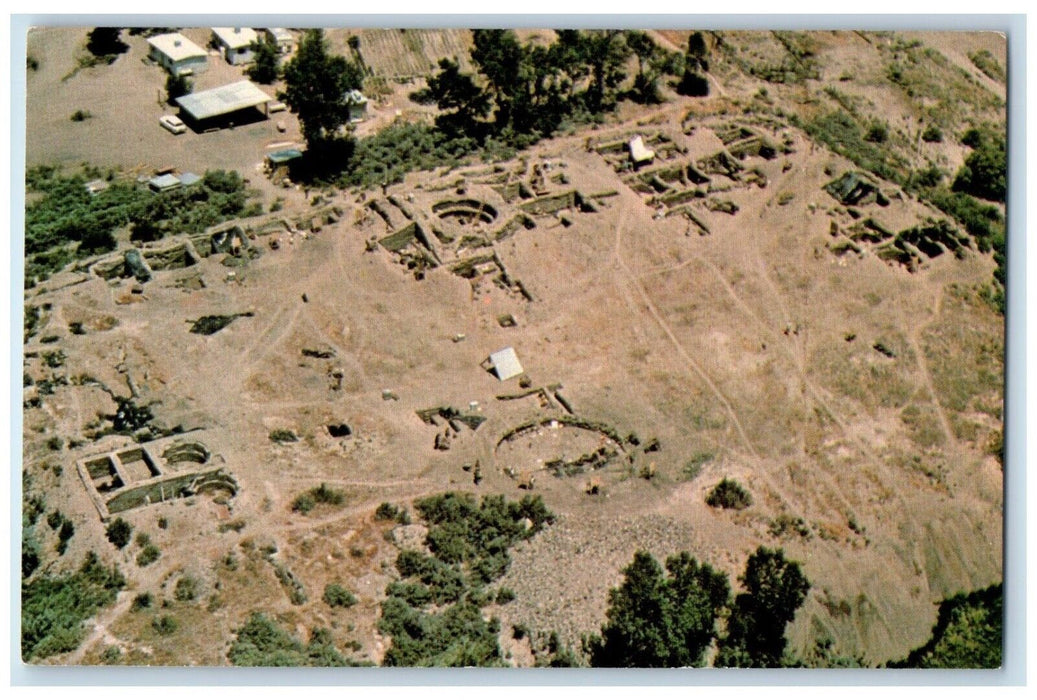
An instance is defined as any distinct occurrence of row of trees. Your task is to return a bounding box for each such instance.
[588,546,810,667]
[413,29,710,145]
[278,29,713,181]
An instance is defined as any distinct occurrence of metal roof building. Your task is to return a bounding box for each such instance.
[147,33,208,76]
[148,174,181,192]
[175,81,273,123]
[487,347,524,381]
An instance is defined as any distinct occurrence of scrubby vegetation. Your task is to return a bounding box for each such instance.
[24,165,255,283]
[228,612,368,666]
[377,492,554,666]
[952,127,1006,203]
[798,110,908,184]
[291,483,345,514]
[968,49,1006,84]
[323,583,357,608]
[706,477,753,510]
[891,583,1002,668]
[174,575,198,602]
[136,543,160,567]
[21,551,125,660]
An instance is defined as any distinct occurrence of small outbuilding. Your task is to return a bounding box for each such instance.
[484,347,524,381]
[148,173,181,192]
[264,28,295,53]
[344,90,368,122]
[212,27,259,65]
[147,33,208,77]
[628,135,656,168]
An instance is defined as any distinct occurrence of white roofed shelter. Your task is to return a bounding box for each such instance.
[485,347,524,381]
[628,135,656,167]
[212,27,259,65]
[147,33,208,76]
[265,28,295,53]
[175,80,273,127]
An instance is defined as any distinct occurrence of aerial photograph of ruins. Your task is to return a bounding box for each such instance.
[19,24,1006,669]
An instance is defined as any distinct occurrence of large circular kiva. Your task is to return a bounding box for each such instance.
[432,198,498,225]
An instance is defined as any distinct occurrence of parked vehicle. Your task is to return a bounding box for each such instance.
[159,115,186,134]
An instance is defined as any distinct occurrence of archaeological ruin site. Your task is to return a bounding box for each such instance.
[20,26,1007,670]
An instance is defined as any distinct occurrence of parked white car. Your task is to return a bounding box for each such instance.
[159,115,186,134]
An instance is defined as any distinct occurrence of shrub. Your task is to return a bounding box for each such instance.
[70,109,92,122]
[57,519,75,554]
[136,544,160,567]
[705,478,753,510]
[100,645,121,664]
[174,575,198,602]
[953,132,1006,202]
[106,518,133,549]
[292,483,344,514]
[269,429,298,444]
[131,592,153,611]
[374,502,401,521]
[922,125,944,143]
[495,587,516,605]
[151,615,178,635]
[864,122,889,143]
[323,583,357,608]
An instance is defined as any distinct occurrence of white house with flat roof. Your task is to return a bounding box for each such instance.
[147,33,208,76]
[212,27,259,65]
[264,28,295,53]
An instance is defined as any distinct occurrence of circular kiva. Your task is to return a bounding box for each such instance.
[432,198,498,225]
[494,416,629,478]
[161,441,211,466]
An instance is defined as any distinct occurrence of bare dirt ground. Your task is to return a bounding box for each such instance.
[21,28,1005,668]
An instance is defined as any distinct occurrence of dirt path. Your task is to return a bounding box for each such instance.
[907,287,958,450]
[65,590,135,664]
[610,204,759,460]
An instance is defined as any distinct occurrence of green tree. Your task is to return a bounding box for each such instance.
[410,57,491,138]
[953,133,1006,202]
[279,29,364,175]
[625,31,681,104]
[588,550,730,667]
[470,29,525,130]
[677,32,711,97]
[165,72,192,105]
[891,583,1002,669]
[581,30,631,114]
[86,27,128,60]
[247,35,280,84]
[716,546,810,668]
